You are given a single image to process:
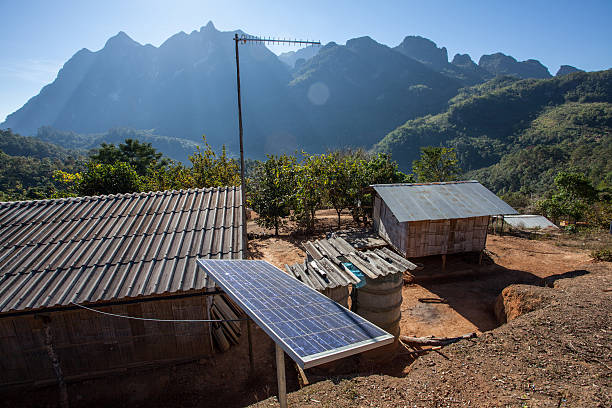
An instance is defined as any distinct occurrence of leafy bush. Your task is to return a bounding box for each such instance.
[591,248,612,262]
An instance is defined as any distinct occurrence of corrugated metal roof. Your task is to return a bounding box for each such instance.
[500,215,559,230]
[372,181,517,222]
[0,187,243,314]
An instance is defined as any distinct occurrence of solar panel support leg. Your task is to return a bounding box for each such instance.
[275,343,287,408]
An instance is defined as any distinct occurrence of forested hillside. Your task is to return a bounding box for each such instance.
[374,69,612,193]
[0,129,79,159]
[36,127,200,163]
[0,129,83,201]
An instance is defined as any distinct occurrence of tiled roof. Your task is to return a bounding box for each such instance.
[286,236,417,290]
[0,187,243,314]
[372,181,517,222]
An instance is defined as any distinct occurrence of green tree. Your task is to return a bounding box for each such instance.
[537,171,598,223]
[321,153,353,228]
[78,162,142,196]
[554,171,598,202]
[143,162,194,192]
[412,147,460,182]
[293,153,328,232]
[346,152,412,224]
[91,139,168,176]
[249,154,297,236]
[189,137,240,188]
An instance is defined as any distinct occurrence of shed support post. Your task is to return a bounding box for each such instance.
[40,316,69,408]
[247,318,255,376]
[276,343,287,408]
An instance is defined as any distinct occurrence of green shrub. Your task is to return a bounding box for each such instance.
[591,248,612,262]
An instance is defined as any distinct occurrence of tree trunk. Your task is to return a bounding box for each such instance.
[310,209,316,231]
[336,210,341,229]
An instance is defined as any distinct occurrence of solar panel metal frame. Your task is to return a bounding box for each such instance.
[197,259,394,369]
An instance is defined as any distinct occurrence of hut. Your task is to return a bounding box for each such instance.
[372,181,517,258]
[0,187,245,398]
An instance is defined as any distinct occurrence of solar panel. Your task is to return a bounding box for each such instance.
[197,259,394,368]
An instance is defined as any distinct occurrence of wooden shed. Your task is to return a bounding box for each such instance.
[0,187,244,393]
[372,181,517,258]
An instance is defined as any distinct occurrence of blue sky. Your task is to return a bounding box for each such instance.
[1,0,611,122]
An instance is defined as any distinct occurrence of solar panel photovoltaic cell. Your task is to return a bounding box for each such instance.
[197,259,394,368]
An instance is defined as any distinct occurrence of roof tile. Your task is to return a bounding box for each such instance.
[0,187,243,314]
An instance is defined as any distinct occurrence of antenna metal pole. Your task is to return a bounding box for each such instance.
[233,33,248,251]
[233,34,320,254]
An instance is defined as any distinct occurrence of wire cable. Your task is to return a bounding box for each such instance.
[71,302,248,323]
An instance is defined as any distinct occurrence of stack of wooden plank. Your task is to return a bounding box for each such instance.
[285,236,417,290]
[209,295,242,352]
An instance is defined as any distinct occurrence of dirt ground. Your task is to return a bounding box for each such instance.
[398,234,593,345]
[249,210,594,348]
[252,262,612,408]
[248,210,612,407]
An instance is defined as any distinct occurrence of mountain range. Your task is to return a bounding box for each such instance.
[374,70,612,192]
[1,21,585,160]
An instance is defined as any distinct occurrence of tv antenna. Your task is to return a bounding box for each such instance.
[233,34,320,249]
[233,33,320,408]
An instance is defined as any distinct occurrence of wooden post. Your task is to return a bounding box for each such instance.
[275,343,287,408]
[40,316,69,408]
[247,318,255,376]
[500,215,505,236]
[206,295,214,353]
[295,363,309,387]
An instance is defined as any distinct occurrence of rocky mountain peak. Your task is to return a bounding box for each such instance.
[104,31,140,49]
[394,35,448,69]
[451,53,475,67]
[479,52,551,79]
[556,65,583,76]
[201,20,217,32]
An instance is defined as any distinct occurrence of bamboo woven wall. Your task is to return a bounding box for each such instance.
[373,198,489,258]
[0,295,214,387]
[405,216,489,258]
[373,196,407,256]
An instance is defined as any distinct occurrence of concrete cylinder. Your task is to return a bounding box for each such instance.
[353,271,403,360]
[321,286,350,308]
